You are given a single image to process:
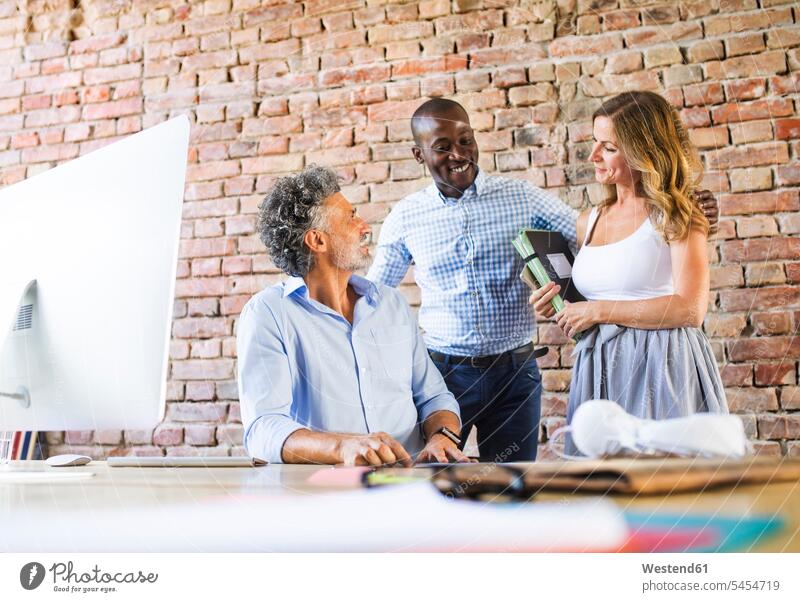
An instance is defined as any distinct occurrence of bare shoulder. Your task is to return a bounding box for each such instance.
[575,207,594,249]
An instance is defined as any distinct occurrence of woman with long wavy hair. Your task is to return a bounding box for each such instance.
[529,91,728,454]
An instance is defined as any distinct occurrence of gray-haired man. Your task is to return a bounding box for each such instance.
[237,165,467,465]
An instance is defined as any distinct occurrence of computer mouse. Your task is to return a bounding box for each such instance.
[45,454,92,467]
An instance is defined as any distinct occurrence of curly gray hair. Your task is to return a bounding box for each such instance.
[257,165,340,277]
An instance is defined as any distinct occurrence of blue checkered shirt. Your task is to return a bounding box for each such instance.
[367,169,578,357]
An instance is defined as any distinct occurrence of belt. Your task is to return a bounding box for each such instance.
[428,342,548,368]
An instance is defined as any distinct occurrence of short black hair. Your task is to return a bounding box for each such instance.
[256,165,340,277]
[411,98,469,145]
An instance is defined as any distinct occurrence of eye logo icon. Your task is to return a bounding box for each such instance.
[20,562,45,590]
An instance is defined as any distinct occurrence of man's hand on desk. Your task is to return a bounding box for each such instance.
[416,434,473,464]
[337,432,413,467]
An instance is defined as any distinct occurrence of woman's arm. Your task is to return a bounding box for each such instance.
[554,228,710,336]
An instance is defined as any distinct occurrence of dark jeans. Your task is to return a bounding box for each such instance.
[431,354,542,462]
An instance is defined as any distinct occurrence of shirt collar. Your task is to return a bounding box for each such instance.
[433,167,485,205]
[283,274,380,306]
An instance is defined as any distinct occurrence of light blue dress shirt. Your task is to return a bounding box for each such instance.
[367,169,578,357]
[237,274,460,463]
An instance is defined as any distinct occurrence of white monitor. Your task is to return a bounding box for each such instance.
[0,116,189,431]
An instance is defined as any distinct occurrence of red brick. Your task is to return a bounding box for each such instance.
[688,126,728,149]
[220,295,250,315]
[744,262,786,286]
[179,237,237,259]
[368,99,422,123]
[434,10,504,35]
[154,425,184,446]
[725,388,779,413]
[751,311,794,336]
[21,94,51,111]
[738,216,779,238]
[20,143,78,163]
[54,90,79,106]
[166,402,229,422]
[549,34,622,58]
[624,22,702,47]
[755,362,797,386]
[719,191,799,216]
[783,387,800,411]
[11,132,38,149]
[729,120,773,145]
[680,107,710,127]
[724,77,767,101]
[186,160,240,182]
[221,256,252,275]
[711,98,793,124]
[728,336,800,362]
[24,106,81,128]
[776,165,800,186]
[758,414,800,439]
[191,257,222,277]
[726,33,766,57]
[175,278,226,298]
[719,364,753,387]
[719,285,799,312]
[172,359,235,381]
[82,97,142,120]
[184,423,216,444]
[706,143,790,170]
[69,33,126,55]
[320,64,391,87]
[766,27,800,50]
[65,431,93,445]
[83,63,141,85]
[683,82,724,106]
[507,83,555,106]
[705,50,787,80]
[775,119,800,140]
[603,10,639,31]
[769,72,800,96]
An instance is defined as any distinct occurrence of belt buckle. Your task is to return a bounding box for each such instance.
[470,353,497,368]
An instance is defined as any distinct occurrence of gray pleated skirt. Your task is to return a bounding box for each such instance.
[565,324,728,456]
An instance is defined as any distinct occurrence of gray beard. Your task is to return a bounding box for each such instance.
[332,244,371,272]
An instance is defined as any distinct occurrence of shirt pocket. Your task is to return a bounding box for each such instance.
[369,325,414,388]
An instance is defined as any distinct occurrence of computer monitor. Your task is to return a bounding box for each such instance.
[0,116,189,433]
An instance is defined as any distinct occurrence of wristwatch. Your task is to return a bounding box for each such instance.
[432,426,461,446]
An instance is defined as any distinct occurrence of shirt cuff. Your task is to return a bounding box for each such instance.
[244,414,307,464]
[418,393,462,431]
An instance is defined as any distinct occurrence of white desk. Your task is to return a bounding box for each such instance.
[1,461,798,552]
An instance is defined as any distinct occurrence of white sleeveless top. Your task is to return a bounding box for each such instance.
[571,206,673,301]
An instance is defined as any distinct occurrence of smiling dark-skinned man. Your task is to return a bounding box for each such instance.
[367,98,720,462]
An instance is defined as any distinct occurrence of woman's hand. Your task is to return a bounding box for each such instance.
[527,281,561,320]
[555,301,601,339]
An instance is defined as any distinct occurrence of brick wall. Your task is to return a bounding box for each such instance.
[1,0,798,459]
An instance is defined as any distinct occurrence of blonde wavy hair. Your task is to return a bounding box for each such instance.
[593,91,709,241]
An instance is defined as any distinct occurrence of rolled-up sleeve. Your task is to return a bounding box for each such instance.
[236,300,305,463]
[405,303,461,428]
[528,184,579,254]
[366,204,413,288]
